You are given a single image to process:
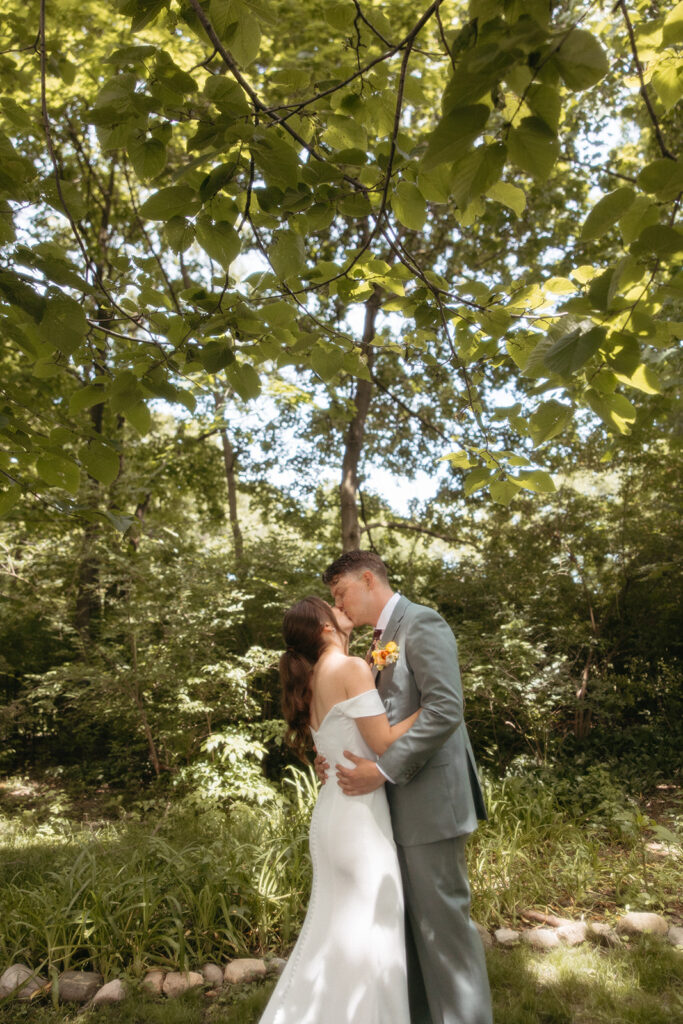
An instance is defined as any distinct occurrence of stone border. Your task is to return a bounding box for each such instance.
[1,914,680,1007]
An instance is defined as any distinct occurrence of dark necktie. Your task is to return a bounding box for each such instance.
[372,627,382,647]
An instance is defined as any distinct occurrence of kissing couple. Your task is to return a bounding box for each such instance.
[259,550,493,1024]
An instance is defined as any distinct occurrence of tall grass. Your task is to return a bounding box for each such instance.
[1,766,680,978]
[0,769,315,977]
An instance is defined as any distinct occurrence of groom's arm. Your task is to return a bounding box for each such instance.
[377,606,463,786]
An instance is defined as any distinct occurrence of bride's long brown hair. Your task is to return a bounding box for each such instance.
[280,596,344,761]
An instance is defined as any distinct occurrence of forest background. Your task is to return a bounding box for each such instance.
[0,0,681,1019]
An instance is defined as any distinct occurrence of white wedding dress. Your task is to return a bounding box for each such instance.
[259,689,410,1024]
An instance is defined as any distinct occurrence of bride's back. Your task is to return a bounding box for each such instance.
[309,649,351,732]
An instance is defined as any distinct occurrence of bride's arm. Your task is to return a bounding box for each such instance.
[342,658,421,756]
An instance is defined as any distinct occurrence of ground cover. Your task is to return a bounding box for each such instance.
[1,769,680,1022]
[1,938,681,1024]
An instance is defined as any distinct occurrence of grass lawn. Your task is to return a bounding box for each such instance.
[1,937,681,1024]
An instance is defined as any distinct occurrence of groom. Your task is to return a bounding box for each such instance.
[320,550,493,1024]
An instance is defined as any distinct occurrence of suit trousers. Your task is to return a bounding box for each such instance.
[397,835,493,1024]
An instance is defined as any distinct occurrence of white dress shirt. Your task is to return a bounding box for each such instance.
[376,592,401,635]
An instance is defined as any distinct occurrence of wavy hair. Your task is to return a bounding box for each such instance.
[279,596,344,761]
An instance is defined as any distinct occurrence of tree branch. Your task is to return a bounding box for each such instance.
[617,0,675,160]
[360,519,483,551]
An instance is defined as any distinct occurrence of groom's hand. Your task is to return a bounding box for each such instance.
[313,752,329,784]
[336,752,385,795]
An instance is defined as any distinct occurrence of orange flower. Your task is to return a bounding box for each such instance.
[372,641,399,670]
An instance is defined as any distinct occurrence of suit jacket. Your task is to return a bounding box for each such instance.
[376,596,487,846]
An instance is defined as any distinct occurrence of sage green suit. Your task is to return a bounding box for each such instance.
[376,596,493,1024]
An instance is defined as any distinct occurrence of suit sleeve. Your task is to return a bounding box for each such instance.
[377,606,463,786]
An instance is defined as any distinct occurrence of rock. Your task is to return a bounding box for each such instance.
[162,971,203,998]
[557,921,588,946]
[474,922,493,949]
[494,928,520,946]
[58,970,103,1003]
[522,928,560,950]
[667,925,683,947]
[224,958,268,984]
[91,979,126,1006]
[141,970,164,996]
[0,964,45,1001]
[616,912,669,937]
[201,963,224,987]
[266,957,288,977]
[588,922,620,947]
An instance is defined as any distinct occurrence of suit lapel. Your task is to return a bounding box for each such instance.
[374,595,410,689]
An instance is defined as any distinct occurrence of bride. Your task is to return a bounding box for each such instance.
[259,595,420,1024]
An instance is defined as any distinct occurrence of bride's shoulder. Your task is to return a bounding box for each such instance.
[342,655,374,698]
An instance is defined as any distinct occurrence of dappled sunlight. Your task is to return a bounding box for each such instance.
[488,938,682,1024]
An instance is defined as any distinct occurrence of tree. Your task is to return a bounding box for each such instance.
[0,0,680,538]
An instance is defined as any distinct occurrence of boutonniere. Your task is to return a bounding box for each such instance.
[372,641,399,670]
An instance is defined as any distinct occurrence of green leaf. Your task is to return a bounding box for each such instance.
[486,181,526,217]
[417,165,452,204]
[222,0,261,66]
[552,29,608,91]
[269,230,305,278]
[637,159,683,201]
[619,196,660,246]
[100,509,135,533]
[663,1,683,45]
[0,484,21,518]
[581,188,636,241]
[464,466,493,496]
[310,344,346,381]
[630,225,683,258]
[195,218,241,269]
[69,383,106,415]
[652,63,683,113]
[450,143,506,209]
[226,361,261,400]
[508,118,559,182]
[322,115,367,152]
[80,441,120,485]
[614,363,661,395]
[421,105,489,171]
[36,454,81,494]
[544,325,606,376]
[200,340,235,372]
[39,293,88,355]
[586,389,637,434]
[529,400,573,446]
[511,469,556,493]
[490,478,519,505]
[124,401,152,435]
[325,2,356,29]
[164,216,195,253]
[440,451,475,469]
[392,182,426,231]
[251,133,299,190]
[210,0,237,37]
[139,185,198,220]
[199,162,237,202]
[0,269,45,321]
[128,137,167,180]
[525,84,561,132]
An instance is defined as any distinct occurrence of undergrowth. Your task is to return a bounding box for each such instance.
[0,765,680,980]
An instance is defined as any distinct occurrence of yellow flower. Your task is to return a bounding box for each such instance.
[372,641,400,670]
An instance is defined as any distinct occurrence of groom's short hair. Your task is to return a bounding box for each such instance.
[322,550,389,586]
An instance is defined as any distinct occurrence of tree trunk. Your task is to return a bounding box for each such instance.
[220,427,244,562]
[130,631,162,777]
[340,290,380,552]
[213,391,244,562]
